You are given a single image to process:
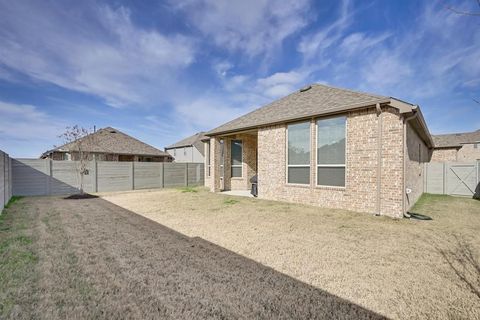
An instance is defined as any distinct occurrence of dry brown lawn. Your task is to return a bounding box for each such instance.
[102,188,480,320]
[1,194,385,320]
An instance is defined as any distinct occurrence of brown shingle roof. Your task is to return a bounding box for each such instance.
[48,127,170,157]
[165,132,207,156]
[432,129,480,148]
[206,84,390,135]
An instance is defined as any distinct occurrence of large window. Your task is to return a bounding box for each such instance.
[287,122,311,184]
[206,141,211,177]
[231,140,243,177]
[317,116,346,187]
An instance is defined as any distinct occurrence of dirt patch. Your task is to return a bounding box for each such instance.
[102,189,480,319]
[0,196,385,319]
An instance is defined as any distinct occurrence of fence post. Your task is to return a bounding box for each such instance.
[443,163,447,195]
[92,159,98,193]
[131,162,135,190]
[161,163,165,188]
[46,159,52,196]
[185,163,188,187]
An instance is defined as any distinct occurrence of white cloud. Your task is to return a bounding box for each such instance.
[0,101,67,157]
[171,0,310,57]
[0,1,196,107]
[256,70,311,98]
[339,32,391,56]
[297,0,352,59]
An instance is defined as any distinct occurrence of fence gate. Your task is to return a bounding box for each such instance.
[425,161,479,196]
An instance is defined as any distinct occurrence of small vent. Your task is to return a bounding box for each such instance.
[109,130,117,133]
[299,85,312,92]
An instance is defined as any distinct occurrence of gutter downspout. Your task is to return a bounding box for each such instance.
[376,103,382,216]
[403,106,419,218]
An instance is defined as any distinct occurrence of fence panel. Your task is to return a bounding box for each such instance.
[425,161,479,197]
[187,163,204,186]
[133,162,163,190]
[446,163,478,196]
[0,151,5,210]
[97,162,132,192]
[12,159,50,196]
[11,159,204,196]
[163,163,187,188]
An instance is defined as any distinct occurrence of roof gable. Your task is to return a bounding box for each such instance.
[206,84,389,135]
[166,132,207,156]
[433,129,480,148]
[51,127,169,157]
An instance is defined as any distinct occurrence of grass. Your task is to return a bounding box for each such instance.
[223,198,239,205]
[179,186,198,193]
[0,197,38,318]
[103,188,480,319]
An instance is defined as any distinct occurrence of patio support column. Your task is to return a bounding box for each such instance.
[208,137,222,192]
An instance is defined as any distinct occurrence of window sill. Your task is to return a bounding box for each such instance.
[231,177,244,180]
[315,185,346,191]
[285,183,310,188]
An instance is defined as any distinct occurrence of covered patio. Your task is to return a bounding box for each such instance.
[205,130,258,193]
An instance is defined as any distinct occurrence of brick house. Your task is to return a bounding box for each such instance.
[41,127,173,162]
[431,129,480,162]
[204,84,434,218]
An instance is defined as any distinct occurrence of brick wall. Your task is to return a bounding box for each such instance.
[405,122,431,210]
[457,143,480,161]
[431,148,458,162]
[257,107,406,218]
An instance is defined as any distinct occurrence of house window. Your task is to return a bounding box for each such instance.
[206,141,211,177]
[317,116,346,187]
[173,149,176,157]
[287,122,310,184]
[474,142,479,149]
[231,140,242,178]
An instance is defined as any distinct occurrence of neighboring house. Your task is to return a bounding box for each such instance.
[41,127,173,162]
[431,129,480,162]
[165,132,207,163]
[204,84,434,218]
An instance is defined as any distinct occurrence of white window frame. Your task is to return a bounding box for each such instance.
[286,121,311,185]
[231,139,243,178]
[315,115,347,188]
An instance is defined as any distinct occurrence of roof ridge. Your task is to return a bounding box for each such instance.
[311,83,388,100]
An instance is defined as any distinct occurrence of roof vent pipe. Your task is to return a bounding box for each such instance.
[299,85,312,92]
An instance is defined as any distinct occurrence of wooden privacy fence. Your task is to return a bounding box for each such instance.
[1,150,13,211]
[424,161,480,197]
[12,159,204,196]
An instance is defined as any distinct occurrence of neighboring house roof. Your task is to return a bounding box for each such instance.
[42,127,170,158]
[206,84,390,136]
[165,132,207,156]
[205,83,433,148]
[432,129,480,148]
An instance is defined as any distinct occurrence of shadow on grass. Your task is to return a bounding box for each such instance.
[438,234,480,299]
[39,196,389,319]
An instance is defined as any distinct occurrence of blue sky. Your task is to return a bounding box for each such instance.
[0,0,479,157]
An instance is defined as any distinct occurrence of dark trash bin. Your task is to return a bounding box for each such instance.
[250,174,258,197]
[474,181,480,200]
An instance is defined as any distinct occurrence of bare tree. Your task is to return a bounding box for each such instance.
[58,126,96,194]
[444,0,480,16]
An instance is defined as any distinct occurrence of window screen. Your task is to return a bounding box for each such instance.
[231,140,242,177]
[206,141,211,176]
[287,122,310,184]
[317,116,346,186]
